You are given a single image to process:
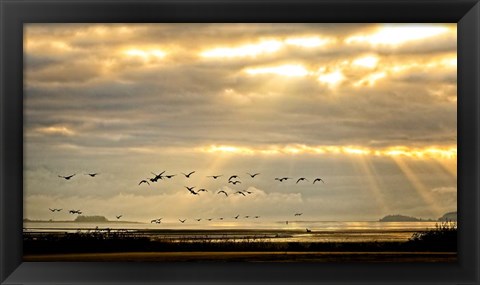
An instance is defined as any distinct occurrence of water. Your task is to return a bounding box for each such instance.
[24,221,441,242]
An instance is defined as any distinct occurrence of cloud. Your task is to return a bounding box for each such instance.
[23,23,457,222]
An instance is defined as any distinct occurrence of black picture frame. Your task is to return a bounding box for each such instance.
[1,0,479,284]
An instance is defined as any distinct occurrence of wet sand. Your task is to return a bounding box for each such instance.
[24,251,457,262]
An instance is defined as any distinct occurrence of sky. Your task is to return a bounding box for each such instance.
[23,23,457,224]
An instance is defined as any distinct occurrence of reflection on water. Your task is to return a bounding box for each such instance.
[24,221,442,242]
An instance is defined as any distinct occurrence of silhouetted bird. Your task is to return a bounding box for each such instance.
[244,216,250,218]
[185,186,199,195]
[55,209,62,212]
[218,217,224,220]
[235,191,246,196]
[58,174,75,180]
[152,171,166,180]
[229,180,241,185]
[49,208,56,212]
[182,171,195,178]
[198,188,208,192]
[165,174,176,179]
[306,228,312,233]
[244,190,252,194]
[234,214,240,219]
[195,218,202,222]
[296,177,309,184]
[275,177,291,182]
[151,218,162,224]
[179,219,186,223]
[254,216,260,219]
[116,215,122,220]
[139,180,150,186]
[247,173,260,178]
[313,178,325,184]
[207,175,223,179]
[228,175,239,181]
[85,173,99,177]
[217,190,228,196]
[207,218,213,221]
[294,213,303,216]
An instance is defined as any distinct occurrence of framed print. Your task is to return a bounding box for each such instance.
[1,0,479,284]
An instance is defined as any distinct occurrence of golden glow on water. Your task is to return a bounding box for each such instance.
[23,221,445,242]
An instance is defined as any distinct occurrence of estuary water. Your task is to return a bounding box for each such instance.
[24,220,442,242]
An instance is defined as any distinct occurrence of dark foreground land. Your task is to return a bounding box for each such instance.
[23,224,457,262]
[24,251,456,262]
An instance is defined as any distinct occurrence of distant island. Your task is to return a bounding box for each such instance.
[23,215,142,224]
[379,215,429,222]
[379,211,457,222]
[74,215,109,222]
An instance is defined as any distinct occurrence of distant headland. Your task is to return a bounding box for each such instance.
[379,211,457,222]
[438,211,457,221]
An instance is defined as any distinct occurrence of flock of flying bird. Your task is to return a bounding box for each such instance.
[53,170,326,225]
[138,170,325,197]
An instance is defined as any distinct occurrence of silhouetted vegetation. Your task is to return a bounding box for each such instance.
[405,221,457,251]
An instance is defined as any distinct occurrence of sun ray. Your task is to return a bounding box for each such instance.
[432,157,457,178]
[422,158,457,183]
[349,156,389,215]
[390,156,443,217]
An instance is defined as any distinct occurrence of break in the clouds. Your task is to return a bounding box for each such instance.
[24,24,457,222]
